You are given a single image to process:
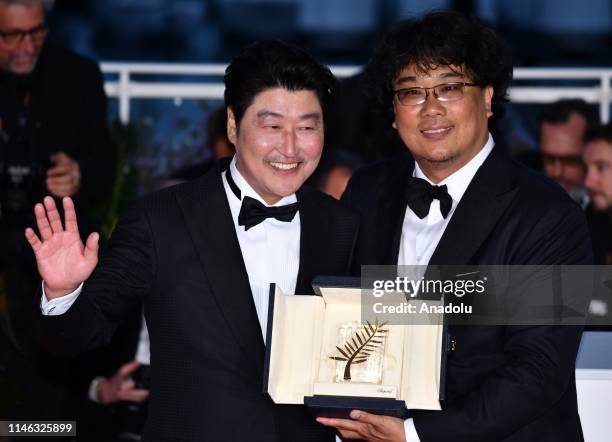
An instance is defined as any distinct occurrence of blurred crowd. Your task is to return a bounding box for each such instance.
[0,1,611,441]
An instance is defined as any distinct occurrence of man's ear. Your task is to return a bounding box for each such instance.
[391,100,398,129]
[227,107,237,144]
[484,85,494,118]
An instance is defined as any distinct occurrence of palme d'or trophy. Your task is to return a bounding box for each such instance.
[264,277,446,419]
[329,319,388,385]
[264,281,445,418]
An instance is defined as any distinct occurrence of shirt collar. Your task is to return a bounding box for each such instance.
[414,132,494,203]
[228,156,298,206]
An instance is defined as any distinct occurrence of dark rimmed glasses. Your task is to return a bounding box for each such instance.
[394,82,480,106]
[0,24,48,48]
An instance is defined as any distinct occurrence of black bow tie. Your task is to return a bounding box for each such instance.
[225,167,300,231]
[406,177,452,219]
[238,196,300,231]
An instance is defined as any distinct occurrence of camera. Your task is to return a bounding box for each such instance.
[0,136,45,229]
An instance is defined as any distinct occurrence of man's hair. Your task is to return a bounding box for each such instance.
[0,0,55,11]
[538,99,599,130]
[584,123,612,145]
[366,11,513,121]
[224,40,338,131]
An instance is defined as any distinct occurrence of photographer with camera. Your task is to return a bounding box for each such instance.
[0,0,116,427]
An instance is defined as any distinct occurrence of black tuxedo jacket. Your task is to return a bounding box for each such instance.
[35,166,359,442]
[343,147,592,442]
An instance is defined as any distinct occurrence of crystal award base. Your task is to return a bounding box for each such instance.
[330,319,388,384]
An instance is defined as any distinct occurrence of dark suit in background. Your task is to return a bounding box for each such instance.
[0,45,116,219]
[35,165,359,442]
[0,44,116,423]
[343,147,592,441]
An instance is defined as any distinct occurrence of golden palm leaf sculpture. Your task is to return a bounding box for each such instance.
[329,319,389,381]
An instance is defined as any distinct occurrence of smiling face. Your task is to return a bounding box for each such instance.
[392,64,493,182]
[227,87,324,204]
[0,2,46,75]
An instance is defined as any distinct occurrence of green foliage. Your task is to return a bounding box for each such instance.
[87,119,139,242]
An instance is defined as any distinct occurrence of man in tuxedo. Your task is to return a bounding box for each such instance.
[26,40,358,441]
[318,12,592,442]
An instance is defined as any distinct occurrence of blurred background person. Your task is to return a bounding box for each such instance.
[538,99,598,205]
[307,149,362,200]
[0,0,116,427]
[583,123,612,265]
[68,306,149,442]
[582,123,612,331]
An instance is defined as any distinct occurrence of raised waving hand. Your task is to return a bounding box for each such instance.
[25,196,99,299]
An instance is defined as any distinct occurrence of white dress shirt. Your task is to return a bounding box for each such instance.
[40,280,81,315]
[400,134,494,441]
[223,157,301,341]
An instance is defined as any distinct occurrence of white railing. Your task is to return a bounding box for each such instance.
[101,63,611,124]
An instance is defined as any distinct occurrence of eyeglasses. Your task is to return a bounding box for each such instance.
[542,154,584,168]
[393,82,479,106]
[0,25,48,48]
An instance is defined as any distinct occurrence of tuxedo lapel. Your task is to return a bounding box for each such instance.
[429,148,519,265]
[176,167,265,375]
[382,159,413,265]
[295,189,334,295]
